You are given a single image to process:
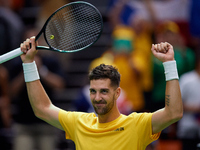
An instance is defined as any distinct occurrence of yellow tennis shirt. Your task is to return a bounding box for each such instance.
[59,110,160,150]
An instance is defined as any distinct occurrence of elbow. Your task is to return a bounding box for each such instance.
[32,107,48,121]
[34,110,44,120]
[166,107,183,123]
[175,113,183,122]
[171,111,183,123]
[176,106,184,121]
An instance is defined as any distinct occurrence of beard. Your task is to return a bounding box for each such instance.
[92,96,115,115]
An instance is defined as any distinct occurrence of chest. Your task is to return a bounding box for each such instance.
[74,124,143,150]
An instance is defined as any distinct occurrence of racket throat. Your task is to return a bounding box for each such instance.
[36,46,50,50]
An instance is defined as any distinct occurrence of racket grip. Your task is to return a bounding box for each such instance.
[0,48,23,64]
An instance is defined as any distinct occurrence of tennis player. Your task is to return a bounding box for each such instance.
[19,36,183,150]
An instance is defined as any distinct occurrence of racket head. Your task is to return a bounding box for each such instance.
[39,1,103,53]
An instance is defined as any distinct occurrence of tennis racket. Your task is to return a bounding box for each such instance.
[0,1,103,64]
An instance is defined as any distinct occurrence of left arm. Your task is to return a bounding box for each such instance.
[151,42,183,134]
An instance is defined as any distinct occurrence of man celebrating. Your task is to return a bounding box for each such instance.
[19,37,183,150]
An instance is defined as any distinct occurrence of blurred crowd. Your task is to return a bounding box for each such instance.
[0,0,200,150]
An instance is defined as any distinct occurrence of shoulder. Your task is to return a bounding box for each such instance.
[59,110,97,130]
[128,112,153,123]
[59,110,96,122]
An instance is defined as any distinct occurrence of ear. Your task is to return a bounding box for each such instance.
[115,87,121,100]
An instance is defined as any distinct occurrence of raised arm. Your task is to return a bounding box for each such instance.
[151,42,183,134]
[20,37,64,130]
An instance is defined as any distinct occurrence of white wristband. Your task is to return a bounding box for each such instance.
[163,60,179,81]
[22,61,40,82]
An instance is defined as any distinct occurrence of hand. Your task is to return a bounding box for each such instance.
[151,42,174,62]
[20,36,38,63]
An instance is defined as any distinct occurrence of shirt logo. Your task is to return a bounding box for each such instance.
[114,127,124,131]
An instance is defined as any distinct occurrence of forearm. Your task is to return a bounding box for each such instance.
[164,80,183,122]
[26,80,52,119]
[152,75,183,134]
[163,60,183,121]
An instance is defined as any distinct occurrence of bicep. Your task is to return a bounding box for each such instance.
[152,108,173,134]
[40,104,64,131]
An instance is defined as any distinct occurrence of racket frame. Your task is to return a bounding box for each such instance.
[0,1,103,64]
[36,1,103,53]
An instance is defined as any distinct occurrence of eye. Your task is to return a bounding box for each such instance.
[101,89,108,94]
[90,89,96,94]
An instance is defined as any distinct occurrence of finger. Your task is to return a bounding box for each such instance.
[153,44,158,52]
[20,43,27,53]
[25,38,30,50]
[157,44,161,52]
[36,41,39,47]
[151,44,154,50]
[160,42,166,53]
[23,41,28,51]
[151,45,157,55]
[30,36,36,50]
[164,42,173,52]
[151,44,155,54]
[165,42,172,49]
[163,42,168,53]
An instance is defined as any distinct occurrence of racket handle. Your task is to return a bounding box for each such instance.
[0,48,23,64]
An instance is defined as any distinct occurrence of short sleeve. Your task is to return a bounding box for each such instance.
[132,113,161,146]
[58,109,77,140]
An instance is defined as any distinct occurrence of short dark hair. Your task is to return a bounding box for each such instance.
[89,64,121,87]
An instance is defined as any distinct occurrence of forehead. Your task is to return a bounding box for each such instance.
[90,78,112,89]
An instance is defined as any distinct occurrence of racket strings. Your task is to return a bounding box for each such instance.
[45,3,102,52]
[59,5,101,50]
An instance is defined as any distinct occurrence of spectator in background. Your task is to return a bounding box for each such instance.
[0,1,23,149]
[0,65,12,150]
[108,0,157,111]
[177,47,200,150]
[10,28,66,150]
[0,0,24,56]
[35,0,68,28]
[189,0,200,49]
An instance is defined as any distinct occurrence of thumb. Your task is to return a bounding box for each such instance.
[30,36,36,51]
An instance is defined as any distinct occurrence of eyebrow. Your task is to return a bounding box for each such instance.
[89,88,109,91]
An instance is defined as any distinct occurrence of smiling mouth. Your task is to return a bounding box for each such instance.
[95,103,106,106]
[94,103,107,108]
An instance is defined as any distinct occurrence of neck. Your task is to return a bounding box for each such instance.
[98,107,121,123]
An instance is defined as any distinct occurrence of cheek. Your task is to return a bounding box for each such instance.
[90,94,94,100]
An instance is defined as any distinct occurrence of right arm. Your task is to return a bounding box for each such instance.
[26,80,63,130]
[20,37,64,130]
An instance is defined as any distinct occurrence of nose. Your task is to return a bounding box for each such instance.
[94,92,102,101]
